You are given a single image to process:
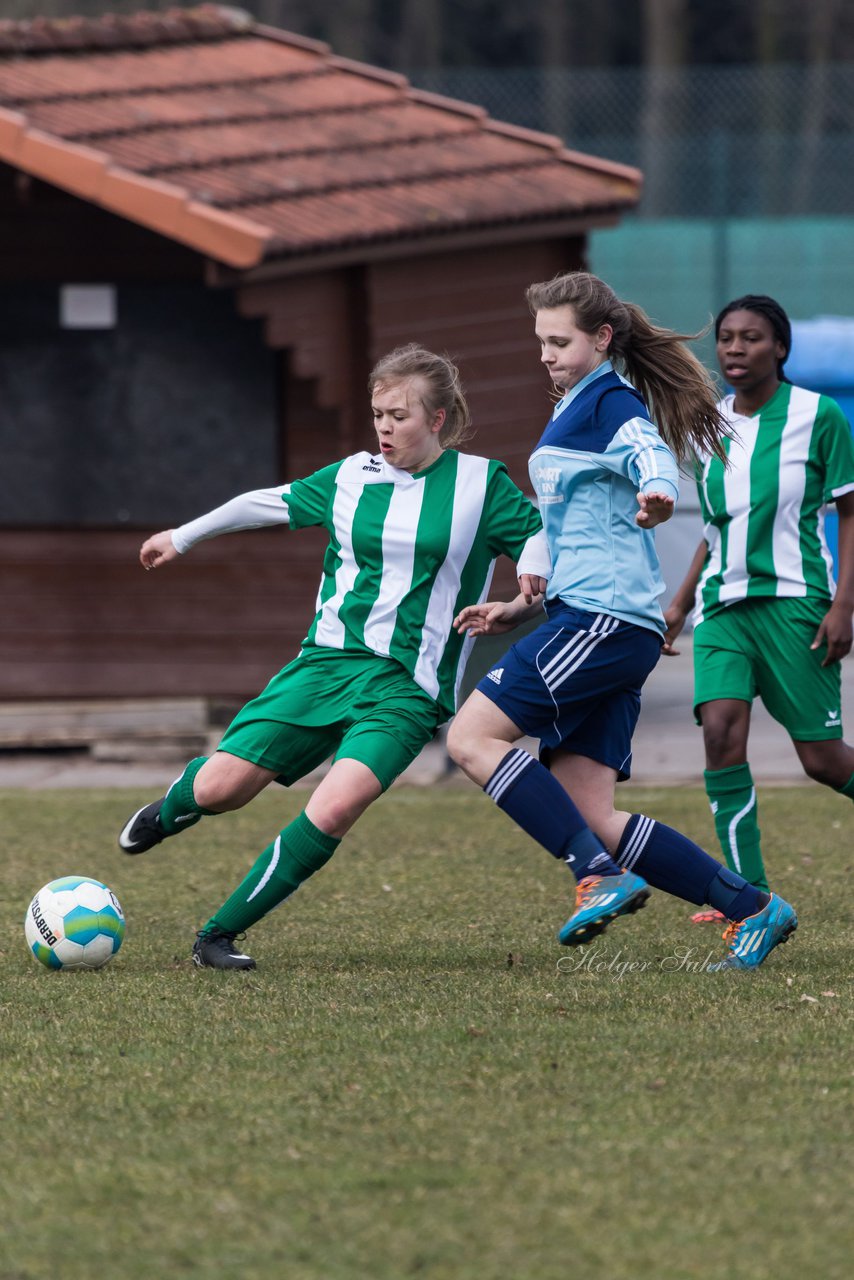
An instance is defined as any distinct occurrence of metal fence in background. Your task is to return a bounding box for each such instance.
[406,63,854,594]
[410,62,854,218]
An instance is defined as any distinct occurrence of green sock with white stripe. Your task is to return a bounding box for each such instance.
[158,757,216,835]
[704,763,768,892]
[203,811,340,936]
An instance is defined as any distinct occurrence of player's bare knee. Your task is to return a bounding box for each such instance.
[192,775,246,812]
[702,723,745,768]
[445,719,469,768]
[699,703,750,768]
[445,723,485,777]
[307,794,363,838]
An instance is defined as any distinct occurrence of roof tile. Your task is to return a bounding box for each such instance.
[169,133,543,207]
[0,6,253,56]
[248,162,627,254]
[0,5,640,268]
[23,72,401,142]
[0,38,321,105]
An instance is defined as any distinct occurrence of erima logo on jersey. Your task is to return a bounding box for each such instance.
[486,668,503,684]
[362,458,382,473]
[825,709,841,727]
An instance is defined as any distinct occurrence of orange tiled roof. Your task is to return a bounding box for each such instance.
[0,6,642,270]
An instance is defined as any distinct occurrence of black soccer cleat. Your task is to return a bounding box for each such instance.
[118,798,166,854]
[192,929,256,971]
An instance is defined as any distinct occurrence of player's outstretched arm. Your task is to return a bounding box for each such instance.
[454,592,544,637]
[812,491,854,665]
[142,487,295,569]
[662,539,708,655]
[140,530,179,570]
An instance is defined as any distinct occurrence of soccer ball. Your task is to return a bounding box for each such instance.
[25,876,125,971]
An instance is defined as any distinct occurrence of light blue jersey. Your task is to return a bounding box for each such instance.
[529,362,679,635]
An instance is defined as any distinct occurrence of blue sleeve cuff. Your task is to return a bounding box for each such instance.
[641,477,679,504]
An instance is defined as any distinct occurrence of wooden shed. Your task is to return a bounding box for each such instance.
[0,5,640,724]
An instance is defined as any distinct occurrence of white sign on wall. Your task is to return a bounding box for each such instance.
[59,284,117,330]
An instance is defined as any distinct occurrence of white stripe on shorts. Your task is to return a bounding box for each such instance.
[539,613,621,693]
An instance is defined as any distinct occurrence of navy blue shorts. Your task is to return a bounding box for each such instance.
[476,602,662,780]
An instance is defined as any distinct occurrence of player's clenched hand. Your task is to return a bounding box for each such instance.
[636,491,675,528]
[811,602,854,666]
[139,530,179,570]
[661,603,687,656]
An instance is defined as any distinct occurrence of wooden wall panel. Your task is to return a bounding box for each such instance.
[0,530,327,700]
[0,527,528,701]
[238,266,370,458]
[367,238,585,491]
[281,366,344,478]
[0,225,589,704]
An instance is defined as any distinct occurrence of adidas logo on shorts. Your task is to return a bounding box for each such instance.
[486,668,504,685]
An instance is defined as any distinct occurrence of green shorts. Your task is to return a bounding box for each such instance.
[217,648,441,792]
[693,596,843,741]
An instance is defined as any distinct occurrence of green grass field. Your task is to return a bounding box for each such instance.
[1,784,851,1280]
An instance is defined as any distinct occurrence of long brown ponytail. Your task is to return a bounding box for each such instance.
[525,272,729,463]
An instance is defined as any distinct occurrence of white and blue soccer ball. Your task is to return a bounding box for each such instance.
[25,876,125,971]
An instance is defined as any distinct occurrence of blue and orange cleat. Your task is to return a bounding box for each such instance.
[708,893,798,971]
[558,871,650,946]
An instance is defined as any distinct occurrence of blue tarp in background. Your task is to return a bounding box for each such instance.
[789,316,854,422]
[788,317,854,573]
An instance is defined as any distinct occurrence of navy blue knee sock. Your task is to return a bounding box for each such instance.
[484,749,622,881]
[616,814,769,920]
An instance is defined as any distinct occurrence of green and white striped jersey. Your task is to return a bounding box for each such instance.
[694,383,854,623]
[173,449,546,719]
